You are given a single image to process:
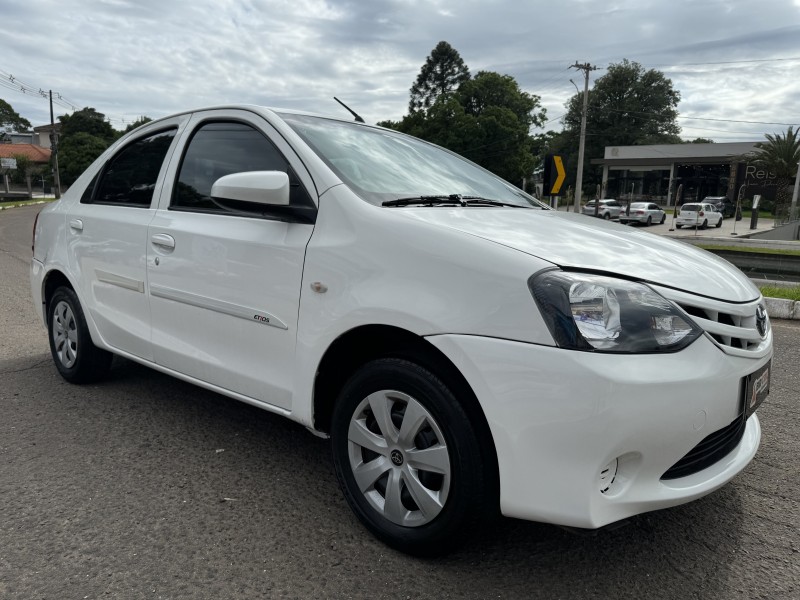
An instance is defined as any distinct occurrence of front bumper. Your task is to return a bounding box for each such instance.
[427,333,768,529]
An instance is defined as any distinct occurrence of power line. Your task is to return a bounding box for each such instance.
[0,71,130,126]
[648,56,800,68]
[598,106,798,127]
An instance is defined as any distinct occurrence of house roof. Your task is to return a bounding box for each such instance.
[0,144,52,163]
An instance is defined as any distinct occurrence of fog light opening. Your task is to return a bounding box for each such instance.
[599,458,619,495]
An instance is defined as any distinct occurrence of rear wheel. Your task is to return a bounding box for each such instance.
[331,358,490,555]
[47,287,112,383]
[603,212,610,220]
[700,219,708,230]
[676,224,682,229]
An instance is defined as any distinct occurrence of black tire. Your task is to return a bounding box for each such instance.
[646,216,652,226]
[701,219,708,230]
[331,358,490,556]
[715,217,723,228]
[603,212,611,220]
[47,287,112,384]
[660,214,666,224]
[676,224,682,229]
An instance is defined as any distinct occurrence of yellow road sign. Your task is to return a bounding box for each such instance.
[551,156,565,195]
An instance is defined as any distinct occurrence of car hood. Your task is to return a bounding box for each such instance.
[393,208,760,302]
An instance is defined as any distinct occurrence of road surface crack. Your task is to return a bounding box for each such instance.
[0,359,50,376]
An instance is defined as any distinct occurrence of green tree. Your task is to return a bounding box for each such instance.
[686,137,714,144]
[0,99,32,140]
[408,41,470,113]
[57,108,116,185]
[560,59,681,193]
[57,131,110,185]
[59,107,116,143]
[751,126,800,222]
[383,52,546,184]
[123,116,153,134]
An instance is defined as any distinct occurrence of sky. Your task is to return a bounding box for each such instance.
[2,0,799,144]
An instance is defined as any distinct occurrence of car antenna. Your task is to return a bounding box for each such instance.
[333,97,365,123]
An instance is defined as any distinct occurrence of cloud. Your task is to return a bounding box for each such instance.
[1,0,797,142]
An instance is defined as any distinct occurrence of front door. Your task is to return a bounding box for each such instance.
[146,110,317,410]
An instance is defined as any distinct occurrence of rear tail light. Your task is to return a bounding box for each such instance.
[699,211,705,217]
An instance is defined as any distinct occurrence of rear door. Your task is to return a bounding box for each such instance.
[146,109,318,409]
[66,119,186,360]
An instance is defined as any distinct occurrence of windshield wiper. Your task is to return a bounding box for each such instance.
[382,194,529,208]
[382,195,467,207]
[461,197,530,208]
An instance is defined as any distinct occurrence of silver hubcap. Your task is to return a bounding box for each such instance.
[347,390,451,527]
[52,300,78,368]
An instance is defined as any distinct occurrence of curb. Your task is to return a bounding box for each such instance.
[764,297,800,320]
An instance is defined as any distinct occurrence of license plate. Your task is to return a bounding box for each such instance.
[743,360,770,418]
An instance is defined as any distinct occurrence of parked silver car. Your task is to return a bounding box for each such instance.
[619,202,666,226]
[582,198,624,220]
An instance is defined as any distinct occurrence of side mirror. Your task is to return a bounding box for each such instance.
[210,171,290,206]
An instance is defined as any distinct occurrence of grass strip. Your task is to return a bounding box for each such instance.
[759,285,800,301]
[0,199,56,210]
[698,244,800,257]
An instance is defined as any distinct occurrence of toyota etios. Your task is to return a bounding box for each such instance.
[31,106,772,555]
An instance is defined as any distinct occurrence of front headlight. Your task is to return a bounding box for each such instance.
[529,271,703,353]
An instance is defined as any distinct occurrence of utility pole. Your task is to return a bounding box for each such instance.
[49,90,62,199]
[570,62,597,213]
[790,161,800,222]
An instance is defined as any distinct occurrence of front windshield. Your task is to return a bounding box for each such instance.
[279,113,547,209]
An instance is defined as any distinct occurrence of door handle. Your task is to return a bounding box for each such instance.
[150,233,175,249]
[69,219,83,231]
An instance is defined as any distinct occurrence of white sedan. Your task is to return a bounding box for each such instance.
[619,202,666,226]
[676,202,724,229]
[30,105,772,555]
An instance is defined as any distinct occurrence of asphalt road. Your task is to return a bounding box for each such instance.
[1,204,798,599]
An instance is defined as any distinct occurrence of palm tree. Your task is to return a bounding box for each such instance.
[751,126,800,223]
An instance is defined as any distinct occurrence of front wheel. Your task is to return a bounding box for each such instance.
[660,214,666,224]
[48,287,112,383]
[331,358,490,555]
[646,216,652,226]
[716,217,723,228]
[603,212,611,220]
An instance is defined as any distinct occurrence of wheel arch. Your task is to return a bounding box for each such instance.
[42,269,75,323]
[312,324,500,503]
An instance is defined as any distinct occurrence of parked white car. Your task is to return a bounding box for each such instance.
[582,198,624,219]
[676,202,724,229]
[619,202,666,226]
[31,106,772,555]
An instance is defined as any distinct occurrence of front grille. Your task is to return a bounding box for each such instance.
[652,285,771,358]
[661,413,746,480]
